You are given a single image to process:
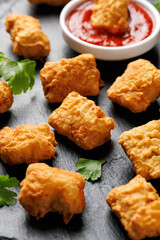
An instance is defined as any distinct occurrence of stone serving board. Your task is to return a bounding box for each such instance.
[0,0,160,239]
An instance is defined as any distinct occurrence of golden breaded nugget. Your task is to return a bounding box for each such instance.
[40,54,103,104]
[107,59,160,113]
[130,200,160,240]
[91,0,129,33]
[28,0,70,5]
[5,14,50,60]
[18,163,85,224]
[106,175,160,240]
[0,81,13,113]
[119,120,160,180]
[0,123,57,165]
[48,91,116,150]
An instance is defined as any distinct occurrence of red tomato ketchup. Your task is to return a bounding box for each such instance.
[66,0,153,47]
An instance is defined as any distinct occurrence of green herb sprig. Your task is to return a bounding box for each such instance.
[0,52,36,94]
[0,175,19,207]
[75,158,107,181]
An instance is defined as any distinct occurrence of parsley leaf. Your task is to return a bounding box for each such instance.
[75,158,107,181]
[0,52,36,95]
[0,175,19,187]
[0,187,17,206]
[154,0,160,12]
[0,175,19,207]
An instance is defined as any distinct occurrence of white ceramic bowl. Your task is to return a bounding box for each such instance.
[60,0,160,61]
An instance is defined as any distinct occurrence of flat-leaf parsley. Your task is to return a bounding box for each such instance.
[75,158,107,181]
[0,52,36,95]
[0,175,19,207]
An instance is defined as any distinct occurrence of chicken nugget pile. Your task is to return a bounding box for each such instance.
[19,163,85,224]
[5,14,50,60]
[48,91,116,150]
[0,81,13,113]
[1,0,160,239]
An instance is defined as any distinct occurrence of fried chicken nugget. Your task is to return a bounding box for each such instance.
[130,199,160,240]
[0,123,57,165]
[5,14,50,60]
[40,54,103,104]
[0,81,13,113]
[119,120,160,180]
[18,163,85,224]
[48,91,116,150]
[28,0,70,6]
[107,59,160,113]
[106,175,160,240]
[91,0,129,33]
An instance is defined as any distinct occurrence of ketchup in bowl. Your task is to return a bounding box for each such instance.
[66,0,153,47]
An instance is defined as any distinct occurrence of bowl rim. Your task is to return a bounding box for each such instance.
[60,0,160,52]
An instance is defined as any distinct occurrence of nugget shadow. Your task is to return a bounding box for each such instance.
[0,111,12,129]
[47,102,61,112]
[87,95,98,105]
[109,100,160,128]
[149,179,160,196]
[79,141,114,160]
[105,211,129,240]
[36,59,47,71]
[28,212,66,230]
[97,59,130,85]
[30,3,63,16]
[0,237,17,240]
[55,131,114,160]
[28,211,83,232]
[1,158,54,181]
[2,164,27,182]
[145,237,160,240]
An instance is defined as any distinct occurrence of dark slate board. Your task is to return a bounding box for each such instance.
[0,0,160,239]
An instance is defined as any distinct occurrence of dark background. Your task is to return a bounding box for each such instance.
[0,0,160,239]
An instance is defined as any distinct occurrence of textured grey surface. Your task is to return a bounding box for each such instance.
[0,0,160,239]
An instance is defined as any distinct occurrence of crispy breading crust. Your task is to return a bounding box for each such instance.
[0,123,57,165]
[0,81,13,113]
[28,0,70,5]
[5,14,50,60]
[18,163,85,224]
[130,199,160,240]
[119,120,160,180]
[107,59,160,113]
[106,175,160,240]
[40,54,103,104]
[48,91,116,150]
[91,0,129,33]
